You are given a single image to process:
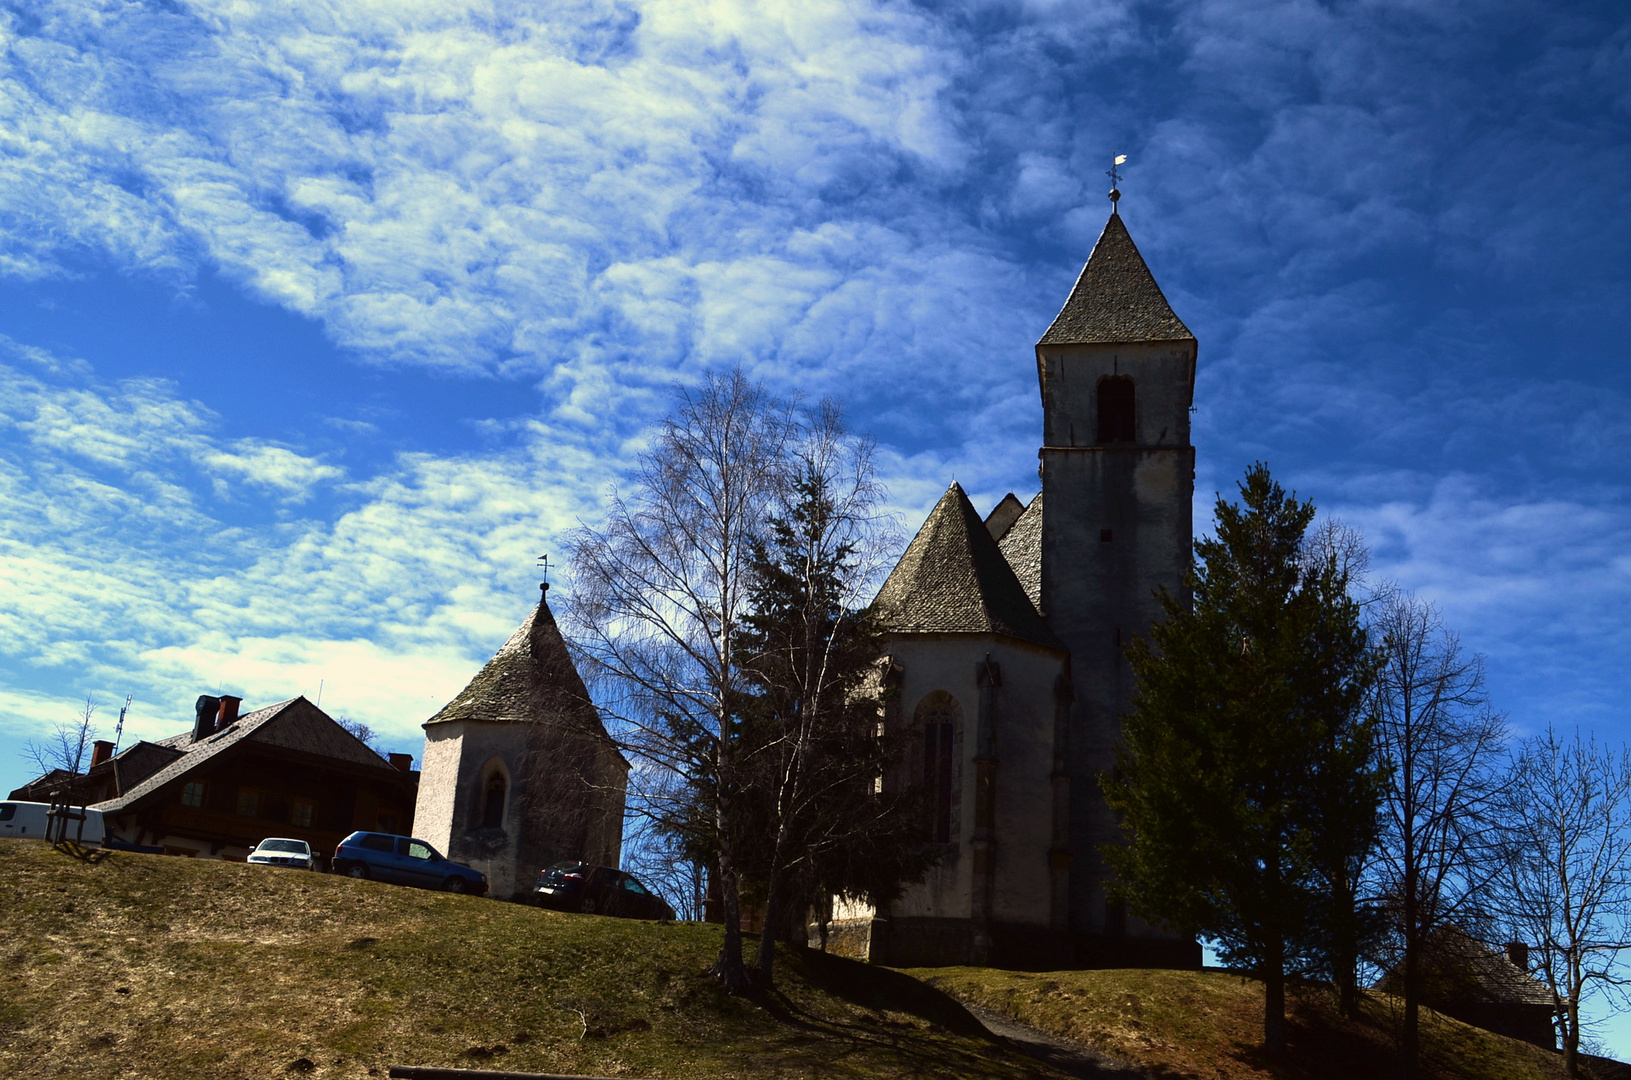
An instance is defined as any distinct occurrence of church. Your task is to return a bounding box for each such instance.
[831,204,1202,970]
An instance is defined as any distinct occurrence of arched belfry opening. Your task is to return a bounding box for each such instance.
[1096,375,1135,444]
[915,691,962,844]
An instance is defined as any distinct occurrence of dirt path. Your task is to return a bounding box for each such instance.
[963,1003,1147,1079]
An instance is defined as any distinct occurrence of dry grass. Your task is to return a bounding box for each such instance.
[0,839,1071,1080]
[905,965,1596,1080]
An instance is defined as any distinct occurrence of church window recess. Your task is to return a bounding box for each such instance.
[482,773,506,830]
[1096,376,1135,444]
[915,692,962,844]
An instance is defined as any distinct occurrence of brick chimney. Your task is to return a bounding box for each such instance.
[1506,941,1530,970]
[90,740,114,767]
[388,753,413,773]
[216,696,242,730]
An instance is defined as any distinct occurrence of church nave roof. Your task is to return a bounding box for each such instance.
[872,483,1061,651]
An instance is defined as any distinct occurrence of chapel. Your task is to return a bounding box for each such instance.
[830,205,1203,970]
[413,585,628,900]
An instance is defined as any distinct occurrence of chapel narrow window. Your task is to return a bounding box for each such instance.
[482,773,506,830]
[1096,376,1136,444]
[916,693,960,844]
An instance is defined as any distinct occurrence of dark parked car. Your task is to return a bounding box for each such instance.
[332,831,488,895]
[531,862,674,920]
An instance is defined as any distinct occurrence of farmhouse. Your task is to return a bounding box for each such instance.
[9,693,418,861]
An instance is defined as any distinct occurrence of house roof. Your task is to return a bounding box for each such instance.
[1038,212,1194,346]
[997,493,1043,614]
[425,592,616,746]
[1377,925,1555,1008]
[93,697,399,814]
[872,483,1062,651]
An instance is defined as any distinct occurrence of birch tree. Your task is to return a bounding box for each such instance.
[567,370,794,994]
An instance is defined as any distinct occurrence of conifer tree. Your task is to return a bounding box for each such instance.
[1103,463,1383,1056]
[735,404,929,986]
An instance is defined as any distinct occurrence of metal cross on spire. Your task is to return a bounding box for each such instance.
[1107,153,1128,212]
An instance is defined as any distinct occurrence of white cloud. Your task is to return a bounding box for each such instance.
[0,343,620,792]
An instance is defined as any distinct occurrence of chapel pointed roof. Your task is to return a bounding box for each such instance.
[872,483,1061,651]
[1038,212,1194,346]
[425,588,605,733]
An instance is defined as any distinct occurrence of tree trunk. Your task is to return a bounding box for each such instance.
[1563,999,1579,1079]
[1402,937,1420,1079]
[711,850,751,994]
[1401,861,1420,1079]
[1264,946,1287,1058]
[711,759,751,995]
[754,872,786,984]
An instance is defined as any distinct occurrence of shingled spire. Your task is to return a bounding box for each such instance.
[873,482,1060,651]
[1038,213,1193,346]
[426,589,602,733]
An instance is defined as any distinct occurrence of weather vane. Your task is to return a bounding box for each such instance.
[537,552,550,594]
[1107,153,1127,211]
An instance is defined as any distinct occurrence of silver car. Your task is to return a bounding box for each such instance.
[248,837,315,870]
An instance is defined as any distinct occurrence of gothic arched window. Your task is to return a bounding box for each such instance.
[481,772,506,830]
[1097,376,1135,444]
[915,692,961,844]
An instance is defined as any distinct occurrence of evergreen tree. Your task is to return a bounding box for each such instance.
[734,409,930,986]
[1103,464,1383,1056]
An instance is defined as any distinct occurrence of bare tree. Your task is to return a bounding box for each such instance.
[1366,592,1509,1076]
[567,369,795,995]
[20,697,100,792]
[1497,727,1631,1078]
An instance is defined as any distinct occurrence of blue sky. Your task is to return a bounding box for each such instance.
[2,0,1630,1045]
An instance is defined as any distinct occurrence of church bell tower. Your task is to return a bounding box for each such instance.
[1036,206,1200,966]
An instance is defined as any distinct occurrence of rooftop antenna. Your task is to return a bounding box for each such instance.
[317,678,324,709]
[537,552,550,596]
[1107,153,1127,213]
[112,694,132,755]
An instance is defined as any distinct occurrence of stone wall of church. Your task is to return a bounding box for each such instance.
[878,632,1066,967]
[1038,336,1198,957]
[415,717,627,901]
[414,719,526,898]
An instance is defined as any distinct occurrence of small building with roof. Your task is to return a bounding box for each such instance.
[832,205,1203,970]
[413,585,627,901]
[1376,926,1557,1048]
[9,693,420,861]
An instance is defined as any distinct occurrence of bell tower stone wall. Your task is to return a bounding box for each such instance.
[1037,336,1198,965]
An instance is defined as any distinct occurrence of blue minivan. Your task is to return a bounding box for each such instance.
[331,831,488,895]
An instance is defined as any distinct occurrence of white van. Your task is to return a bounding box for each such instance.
[0,801,106,845]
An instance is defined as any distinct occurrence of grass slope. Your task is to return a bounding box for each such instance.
[907,966,1598,1080]
[0,840,1066,1080]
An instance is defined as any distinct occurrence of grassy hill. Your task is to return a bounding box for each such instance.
[0,839,1079,1080]
[909,965,1606,1080]
[3,838,1613,1080]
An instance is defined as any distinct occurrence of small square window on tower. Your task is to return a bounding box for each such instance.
[1100,528,1113,543]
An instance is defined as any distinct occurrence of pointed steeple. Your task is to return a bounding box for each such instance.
[426,588,603,732]
[1038,213,1193,346]
[872,483,1061,650]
